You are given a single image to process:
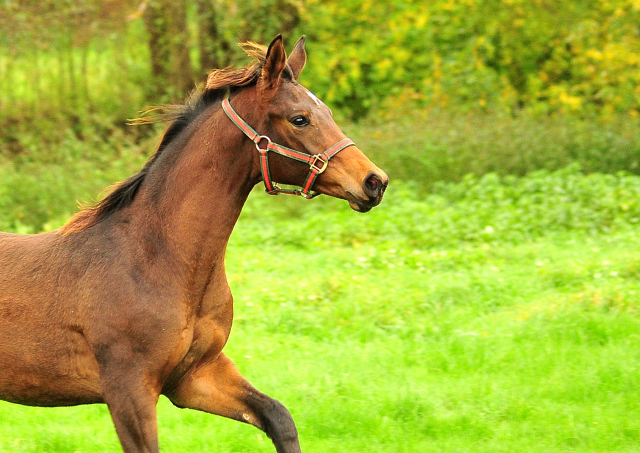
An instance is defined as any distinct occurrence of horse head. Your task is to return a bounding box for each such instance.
[228,35,388,212]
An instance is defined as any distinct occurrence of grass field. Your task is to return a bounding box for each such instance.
[1,172,640,452]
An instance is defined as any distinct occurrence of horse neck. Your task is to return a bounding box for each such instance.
[130,103,261,282]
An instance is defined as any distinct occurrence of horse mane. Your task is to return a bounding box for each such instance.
[60,42,274,235]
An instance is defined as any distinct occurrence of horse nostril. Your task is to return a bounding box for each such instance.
[366,175,378,191]
[364,173,383,198]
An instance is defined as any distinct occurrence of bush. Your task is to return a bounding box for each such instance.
[234,165,640,249]
[0,126,149,233]
[344,109,640,191]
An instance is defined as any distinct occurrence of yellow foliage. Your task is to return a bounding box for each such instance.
[559,92,583,112]
[301,0,640,117]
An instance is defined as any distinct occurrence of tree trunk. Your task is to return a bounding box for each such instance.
[237,0,301,46]
[196,0,231,76]
[143,0,193,100]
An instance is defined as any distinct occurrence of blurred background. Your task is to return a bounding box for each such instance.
[1,0,640,234]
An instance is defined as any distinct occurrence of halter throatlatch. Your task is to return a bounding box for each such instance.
[222,98,355,198]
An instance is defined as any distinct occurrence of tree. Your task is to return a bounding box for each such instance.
[195,0,301,77]
[143,0,194,99]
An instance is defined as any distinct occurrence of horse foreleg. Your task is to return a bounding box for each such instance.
[99,363,161,453]
[166,353,301,453]
[105,393,160,453]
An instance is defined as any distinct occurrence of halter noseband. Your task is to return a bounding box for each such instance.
[222,98,355,199]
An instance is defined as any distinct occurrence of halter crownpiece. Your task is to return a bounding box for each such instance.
[221,98,355,198]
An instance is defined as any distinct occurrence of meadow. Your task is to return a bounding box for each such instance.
[1,165,640,452]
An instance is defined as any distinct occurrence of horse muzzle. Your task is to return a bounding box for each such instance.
[346,170,389,213]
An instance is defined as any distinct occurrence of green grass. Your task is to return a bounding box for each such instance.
[2,173,640,451]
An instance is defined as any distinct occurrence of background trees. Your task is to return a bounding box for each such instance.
[301,0,640,118]
[1,0,639,122]
[0,0,639,216]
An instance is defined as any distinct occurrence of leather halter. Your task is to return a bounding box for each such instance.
[222,98,355,199]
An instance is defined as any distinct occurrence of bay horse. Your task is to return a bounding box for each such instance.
[0,35,387,452]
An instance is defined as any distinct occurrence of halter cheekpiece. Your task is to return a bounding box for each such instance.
[222,98,355,198]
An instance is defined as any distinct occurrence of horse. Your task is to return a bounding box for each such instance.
[0,35,387,453]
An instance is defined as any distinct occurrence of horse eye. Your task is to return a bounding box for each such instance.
[290,115,310,127]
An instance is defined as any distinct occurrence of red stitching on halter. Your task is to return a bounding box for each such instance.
[222,98,355,198]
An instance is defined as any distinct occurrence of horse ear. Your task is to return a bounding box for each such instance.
[287,36,307,80]
[260,35,287,93]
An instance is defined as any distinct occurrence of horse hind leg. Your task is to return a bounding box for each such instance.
[165,353,301,453]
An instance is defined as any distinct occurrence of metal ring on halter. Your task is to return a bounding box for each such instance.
[255,135,272,151]
[310,155,329,174]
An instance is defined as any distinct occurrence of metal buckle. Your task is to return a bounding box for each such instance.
[310,155,328,174]
[255,135,272,151]
[265,182,281,195]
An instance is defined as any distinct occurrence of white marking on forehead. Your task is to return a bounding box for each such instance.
[305,89,322,106]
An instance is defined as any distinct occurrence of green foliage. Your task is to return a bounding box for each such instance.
[302,0,640,118]
[3,150,640,246]
[211,0,302,53]
[234,165,640,250]
[2,0,640,185]
[346,109,640,189]
[0,124,150,233]
[3,0,640,126]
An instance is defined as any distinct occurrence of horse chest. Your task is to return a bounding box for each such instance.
[166,299,233,385]
[191,318,228,358]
